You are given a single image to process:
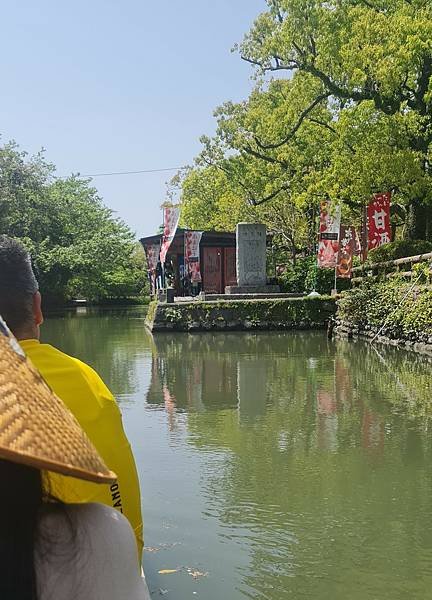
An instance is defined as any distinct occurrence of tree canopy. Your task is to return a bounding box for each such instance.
[0,141,146,303]
[176,0,432,248]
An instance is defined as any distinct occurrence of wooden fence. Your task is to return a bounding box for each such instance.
[351,251,432,285]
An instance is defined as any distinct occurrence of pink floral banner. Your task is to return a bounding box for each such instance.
[184,231,203,282]
[143,243,160,271]
[160,207,181,265]
[317,201,341,268]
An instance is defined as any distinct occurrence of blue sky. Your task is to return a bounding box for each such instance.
[1,0,266,237]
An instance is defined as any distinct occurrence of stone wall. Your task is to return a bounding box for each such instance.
[146,297,336,332]
[334,319,432,356]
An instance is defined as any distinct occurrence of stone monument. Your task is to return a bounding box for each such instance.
[225,223,280,294]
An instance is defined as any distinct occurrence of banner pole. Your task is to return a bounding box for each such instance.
[162,207,166,290]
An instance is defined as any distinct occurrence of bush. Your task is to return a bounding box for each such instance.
[367,240,432,264]
[277,256,351,295]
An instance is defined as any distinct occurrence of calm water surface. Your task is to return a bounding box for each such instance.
[43,307,432,600]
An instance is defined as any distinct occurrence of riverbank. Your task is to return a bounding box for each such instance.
[146,297,336,332]
[334,319,432,356]
[43,296,150,309]
[334,278,432,356]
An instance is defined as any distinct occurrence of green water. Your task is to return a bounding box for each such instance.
[43,307,432,600]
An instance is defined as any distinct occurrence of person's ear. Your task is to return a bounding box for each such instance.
[33,291,44,326]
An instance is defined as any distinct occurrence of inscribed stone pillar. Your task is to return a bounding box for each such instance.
[236,223,267,286]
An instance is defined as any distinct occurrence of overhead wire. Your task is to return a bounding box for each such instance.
[55,165,187,179]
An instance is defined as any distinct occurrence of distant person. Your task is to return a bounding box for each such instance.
[0,316,147,599]
[0,236,143,558]
[155,260,163,290]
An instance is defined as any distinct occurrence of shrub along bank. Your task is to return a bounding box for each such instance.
[146,297,336,332]
[276,256,351,295]
[335,277,432,354]
[366,240,432,264]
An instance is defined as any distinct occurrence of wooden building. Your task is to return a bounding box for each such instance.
[140,229,237,295]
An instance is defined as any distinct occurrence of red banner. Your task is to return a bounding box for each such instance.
[160,207,180,265]
[367,193,391,250]
[337,226,357,278]
[184,231,203,282]
[317,201,341,268]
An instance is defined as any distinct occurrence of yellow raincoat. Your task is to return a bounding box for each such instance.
[20,339,143,558]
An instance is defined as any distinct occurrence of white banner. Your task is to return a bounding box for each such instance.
[160,207,181,265]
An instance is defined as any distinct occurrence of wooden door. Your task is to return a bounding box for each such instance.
[224,247,237,288]
[202,247,222,293]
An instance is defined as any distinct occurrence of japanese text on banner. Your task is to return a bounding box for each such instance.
[337,226,357,278]
[367,193,391,250]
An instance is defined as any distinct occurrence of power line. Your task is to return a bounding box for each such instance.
[79,166,185,177]
[54,165,186,179]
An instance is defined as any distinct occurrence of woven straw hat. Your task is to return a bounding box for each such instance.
[0,316,116,484]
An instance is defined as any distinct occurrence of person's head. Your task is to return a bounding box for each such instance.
[0,236,42,340]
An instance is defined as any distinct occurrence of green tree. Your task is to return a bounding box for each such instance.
[0,141,147,302]
[238,0,432,239]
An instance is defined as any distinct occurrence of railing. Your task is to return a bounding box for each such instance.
[351,252,432,285]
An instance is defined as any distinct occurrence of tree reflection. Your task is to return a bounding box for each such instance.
[42,306,150,401]
[146,331,432,598]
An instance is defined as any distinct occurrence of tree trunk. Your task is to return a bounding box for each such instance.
[405,199,432,241]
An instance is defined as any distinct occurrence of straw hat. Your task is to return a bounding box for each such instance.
[0,315,116,484]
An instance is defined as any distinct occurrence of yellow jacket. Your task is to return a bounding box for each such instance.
[20,339,143,558]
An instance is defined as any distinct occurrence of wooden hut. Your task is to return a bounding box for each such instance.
[140,229,237,295]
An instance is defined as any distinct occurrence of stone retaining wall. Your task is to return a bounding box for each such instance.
[334,319,432,356]
[146,297,336,333]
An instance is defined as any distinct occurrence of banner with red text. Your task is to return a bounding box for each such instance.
[184,230,203,282]
[337,226,357,278]
[160,206,181,265]
[367,193,391,250]
[317,201,341,268]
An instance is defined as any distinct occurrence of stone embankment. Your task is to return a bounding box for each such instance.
[146,297,336,333]
[334,319,432,356]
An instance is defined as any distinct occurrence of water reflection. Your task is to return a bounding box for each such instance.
[42,311,432,600]
[145,331,432,599]
[146,332,396,454]
[42,307,149,402]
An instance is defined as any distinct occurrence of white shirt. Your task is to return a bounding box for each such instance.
[36,503,148,600]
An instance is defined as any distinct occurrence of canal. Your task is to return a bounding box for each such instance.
[43,307,432,600]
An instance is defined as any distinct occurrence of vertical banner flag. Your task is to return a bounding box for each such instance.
[143,243,160,293]
[367,192,391,250]
[160,206,181,265]
[144,243,160,271]
[337,226,357,278]
[361,205,368,262]
[317,201,341,268]
[184,231,203,282]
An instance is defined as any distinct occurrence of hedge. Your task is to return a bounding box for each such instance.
[367,240,432,264]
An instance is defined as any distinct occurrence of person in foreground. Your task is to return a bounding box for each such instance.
[0,316,147,600]
[0,235,143,556]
